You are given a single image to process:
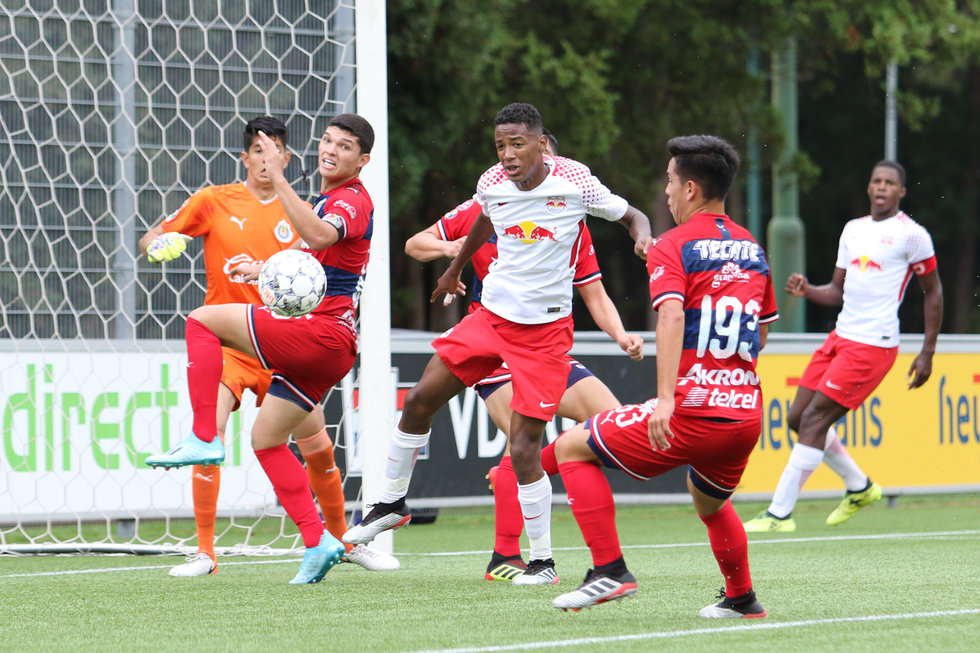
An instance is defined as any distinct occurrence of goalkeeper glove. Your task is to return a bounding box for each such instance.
[146,233,192,262]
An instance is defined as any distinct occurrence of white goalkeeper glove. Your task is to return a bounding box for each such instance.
[146,233,192,263]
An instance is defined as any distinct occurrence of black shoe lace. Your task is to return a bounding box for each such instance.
[713,586,726,601]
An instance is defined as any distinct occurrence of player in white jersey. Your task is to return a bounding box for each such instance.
[344,103,652,584]
[744,160,943,532]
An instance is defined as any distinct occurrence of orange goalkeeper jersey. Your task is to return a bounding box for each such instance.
[163,182,300,306]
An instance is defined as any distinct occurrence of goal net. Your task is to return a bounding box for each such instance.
[0,1,390,556]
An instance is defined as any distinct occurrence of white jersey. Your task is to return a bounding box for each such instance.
[476,155,628,324]
[834,211,936,347]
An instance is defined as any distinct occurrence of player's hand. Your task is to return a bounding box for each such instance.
[635,236,654,259]
[256,131,286,182]
[621,334,644,361]
[431,268,464,305]
[229,261,262,282]
[785,273,808,297]
[647,397,674,451]
[906,352,933,389]
[146,233,192,262]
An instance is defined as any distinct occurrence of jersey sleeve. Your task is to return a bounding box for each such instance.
[906,223,937,275]
[759,268,780,324]
[834,221,851,270]
[572,225,602,285]
[646,235,686,310]
[314,191,367,241]
[437,198,480,241]
[563,158,628,222]
[162,188,213,237]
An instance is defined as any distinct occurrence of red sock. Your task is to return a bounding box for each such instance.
[493,456,522,558]
[254,444,324,548]
[559,460,621,567]
[296,428,351,553]
[540,441,558,476]
[699,500,753,597]
[185,317,223,443]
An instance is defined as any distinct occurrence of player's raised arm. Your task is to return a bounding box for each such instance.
[431,210,493,304]
[617,205,653,258]
[577,280,643,360]
[405,222,466,262]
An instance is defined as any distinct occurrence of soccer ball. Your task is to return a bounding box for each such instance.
[257,249,327,317]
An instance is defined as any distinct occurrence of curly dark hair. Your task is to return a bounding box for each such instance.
[493,103,543,134]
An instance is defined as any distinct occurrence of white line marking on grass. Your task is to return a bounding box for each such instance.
[405,529,980,558]
[404,608,980,653]
[0,558,298,579]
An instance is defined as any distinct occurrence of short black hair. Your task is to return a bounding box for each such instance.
[329,113,375,154]
[494,103,544,134]
[244,116,288,151]
[667,135,740,201]
[872,159,906,186]
[542,127,559,155]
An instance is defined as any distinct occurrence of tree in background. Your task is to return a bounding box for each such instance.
[387,0,980,333]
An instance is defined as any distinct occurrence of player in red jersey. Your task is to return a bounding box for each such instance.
[743,160,943,532]
[405,131,643,582]
[549,135,777,616]
[140,116,394,576]
[144,114,378,584]
[345,104,652,586]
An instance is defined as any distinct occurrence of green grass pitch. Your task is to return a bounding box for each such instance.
[1,494,978,652]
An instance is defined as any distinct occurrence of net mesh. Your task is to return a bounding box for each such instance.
[0,0,363,556]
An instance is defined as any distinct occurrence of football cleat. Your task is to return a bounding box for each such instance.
[342,501,412,544]
[169,552,216,577]
[553,568,638,611]
[145,434,224,469]
[289,530,346,584]
[826,481,883,525]
[485,553,527,581]
[512,557,559,585]
[343,544,401,571]
[699,588,767,618]
[742,511,796,533]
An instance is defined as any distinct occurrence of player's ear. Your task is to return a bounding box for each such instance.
[281,150,292,168]
[357,151,371,170]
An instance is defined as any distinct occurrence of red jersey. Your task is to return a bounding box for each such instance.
[437,197,601,311]
[306,177,374,330]
[162,183,298,306]
[646,213,779,421]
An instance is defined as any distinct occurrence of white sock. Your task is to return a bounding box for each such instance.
[768,443,824,518]
[822,427,868,491]
[379,428,430,504]
[517,474,552,561]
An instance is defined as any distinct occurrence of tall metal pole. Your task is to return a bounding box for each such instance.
[885,61,898,160]
[766,37,806,332]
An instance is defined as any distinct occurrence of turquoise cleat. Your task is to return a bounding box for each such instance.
[289,531,346,584]
[145,434,225,469]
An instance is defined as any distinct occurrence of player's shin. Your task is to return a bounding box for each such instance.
[378,427,429,504]
[296,428,350,551]
[700,500,752,598]
[254,443,325,547]
[559,460,622,566]
[185,317,223,442]
[517,475,553,560]
[768,442,823,518]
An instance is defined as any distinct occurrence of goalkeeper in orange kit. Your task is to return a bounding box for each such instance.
[139,115,397,576]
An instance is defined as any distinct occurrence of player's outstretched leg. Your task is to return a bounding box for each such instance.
[553,565,638,612]
[343,499,412,544]
[145,433,225,469]
[699,588,767,618]
[289,530,346,584]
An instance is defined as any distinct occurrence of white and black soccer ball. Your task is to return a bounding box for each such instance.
[258,249,327,317]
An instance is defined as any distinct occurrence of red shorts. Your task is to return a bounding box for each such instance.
[221,347,272,410]
[586,400,762,498]
[434,307,573,421]
[799,331,897,410]
[247,305,357,410]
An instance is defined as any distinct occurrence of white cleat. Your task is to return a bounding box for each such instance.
[169,552,216,577]
[344,544,401,571]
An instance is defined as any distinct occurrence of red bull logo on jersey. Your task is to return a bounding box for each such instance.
[544,196,567,214]
[850,255,883,271]
[502,221,558,244]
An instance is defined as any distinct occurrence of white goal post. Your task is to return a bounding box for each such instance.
[0,0,389,555]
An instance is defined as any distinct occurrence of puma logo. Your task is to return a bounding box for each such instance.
[230,216,247,230]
